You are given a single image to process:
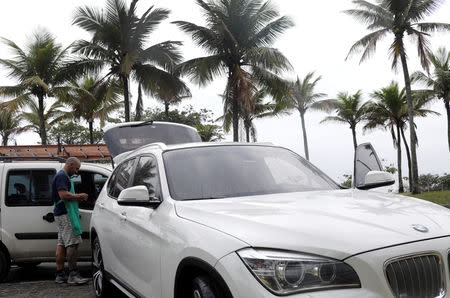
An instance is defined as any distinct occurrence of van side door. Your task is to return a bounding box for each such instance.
[1,163,61,260]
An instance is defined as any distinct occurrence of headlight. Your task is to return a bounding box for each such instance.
[237,248,360,295]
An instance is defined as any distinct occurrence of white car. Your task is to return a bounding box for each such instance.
[0,158,111,281]
[90,121,450,298]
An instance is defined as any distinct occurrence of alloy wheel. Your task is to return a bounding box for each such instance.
[92,241,103,296]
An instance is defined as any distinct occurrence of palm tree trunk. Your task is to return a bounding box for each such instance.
[351,126,358,151]
[396,124,404,193]
[89,121,94,144]
[122,75,131,122]
[245,124,250,142]
[299,111,310,161]
[2,134,8,146]
[165,101,170,120]
[135,83,143,121]
[351,125,358,188]
[399,42,420,194]
[232,96,239,142]
[400,127,413,192]
[445,99,450,151]
[37,94,47,145]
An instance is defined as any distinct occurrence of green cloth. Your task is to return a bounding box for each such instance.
[61,170,82,236]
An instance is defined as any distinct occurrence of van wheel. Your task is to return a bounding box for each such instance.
[0,249,11,282]
[192,275,219,298]
[92,237,113,297]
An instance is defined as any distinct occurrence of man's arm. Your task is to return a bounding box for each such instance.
[58,190,88,201]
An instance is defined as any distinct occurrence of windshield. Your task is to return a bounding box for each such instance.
[163,145,339,201]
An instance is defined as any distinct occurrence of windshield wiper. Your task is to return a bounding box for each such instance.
[119,120,154,128]
[182,196,228,201]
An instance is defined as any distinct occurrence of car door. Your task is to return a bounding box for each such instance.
[1,163,61,260]
[99,158,137,281]
[72,165,110,257]
[113,155,162,296]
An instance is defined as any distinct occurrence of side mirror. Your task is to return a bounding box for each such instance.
[357,171,395,190]
[118,185,161,207]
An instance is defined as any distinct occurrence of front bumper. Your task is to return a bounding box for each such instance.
[214,237,450,297]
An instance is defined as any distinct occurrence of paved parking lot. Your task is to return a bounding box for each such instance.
[1,262,94,298]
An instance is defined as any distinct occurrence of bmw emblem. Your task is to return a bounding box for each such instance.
[412,224,429,233]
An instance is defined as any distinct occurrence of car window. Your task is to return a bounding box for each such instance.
[107,158,136,199]
[163,146,339,201]
[131,155,160,198]
[72,171,108,210]
[6,169,55,206]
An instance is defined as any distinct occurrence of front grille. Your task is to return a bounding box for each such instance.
[385,253,445,298]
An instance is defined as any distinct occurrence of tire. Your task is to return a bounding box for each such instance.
[0,249,11,282]
[16,262,41,269]
[192,275,219,298]
[92,237,114,297]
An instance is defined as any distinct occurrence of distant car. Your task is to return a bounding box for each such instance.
[0,158,111,281]
[90,121,450,298]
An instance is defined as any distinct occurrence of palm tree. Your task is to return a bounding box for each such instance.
[153,72,191,119]
[318,91,369,151]
[344,0,450,194]
[57,76,123,144]
[220,89,283,142]
[285,72,326,160]
[174,0,293,141]
[21,100,66,142]
[366,82,407,192]
[412,47,450,151]
[0,31,96,144]
[366,82,438,192]
[196,124,224,142]
[0,105,27,146]
[73,0,189,122]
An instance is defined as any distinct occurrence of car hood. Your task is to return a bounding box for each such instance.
[174,189,450,260]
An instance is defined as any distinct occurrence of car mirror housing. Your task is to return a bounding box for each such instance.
[117,185,161,207]
[357,171,395,190]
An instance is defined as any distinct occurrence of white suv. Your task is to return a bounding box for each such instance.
[0,158,111,281]
[90,122,450,298]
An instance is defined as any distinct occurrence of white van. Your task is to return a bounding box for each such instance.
[0,157,111,281]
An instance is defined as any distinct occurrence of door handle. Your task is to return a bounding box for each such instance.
[43,213,55,223]
[119,212,127,221]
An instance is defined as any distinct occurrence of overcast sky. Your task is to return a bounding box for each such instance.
[0,0,449,182]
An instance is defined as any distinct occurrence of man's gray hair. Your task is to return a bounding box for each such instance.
[66,157,81,166]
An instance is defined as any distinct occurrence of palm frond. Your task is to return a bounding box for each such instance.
[346,28,389,62]
[244,47,292,73]
[176,55,226,86]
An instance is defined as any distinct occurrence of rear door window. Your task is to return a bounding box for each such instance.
[6,169,55,206]
[131,155,161,198]
[72,171,109,210]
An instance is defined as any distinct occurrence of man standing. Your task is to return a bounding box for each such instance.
[52,157,89,285]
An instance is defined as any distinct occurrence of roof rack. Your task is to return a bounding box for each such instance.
[0,156,66,163]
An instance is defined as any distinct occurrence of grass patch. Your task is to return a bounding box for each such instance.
[404,190,450,205]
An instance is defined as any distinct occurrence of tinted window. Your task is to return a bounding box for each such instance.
[163,146,339,201]
[104,122,202,157]
[6,170,55,206]
[107,159,136,199]
[73,171,108,210]
[132,156,160,198]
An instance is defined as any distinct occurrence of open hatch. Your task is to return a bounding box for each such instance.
[103,121,202,158]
